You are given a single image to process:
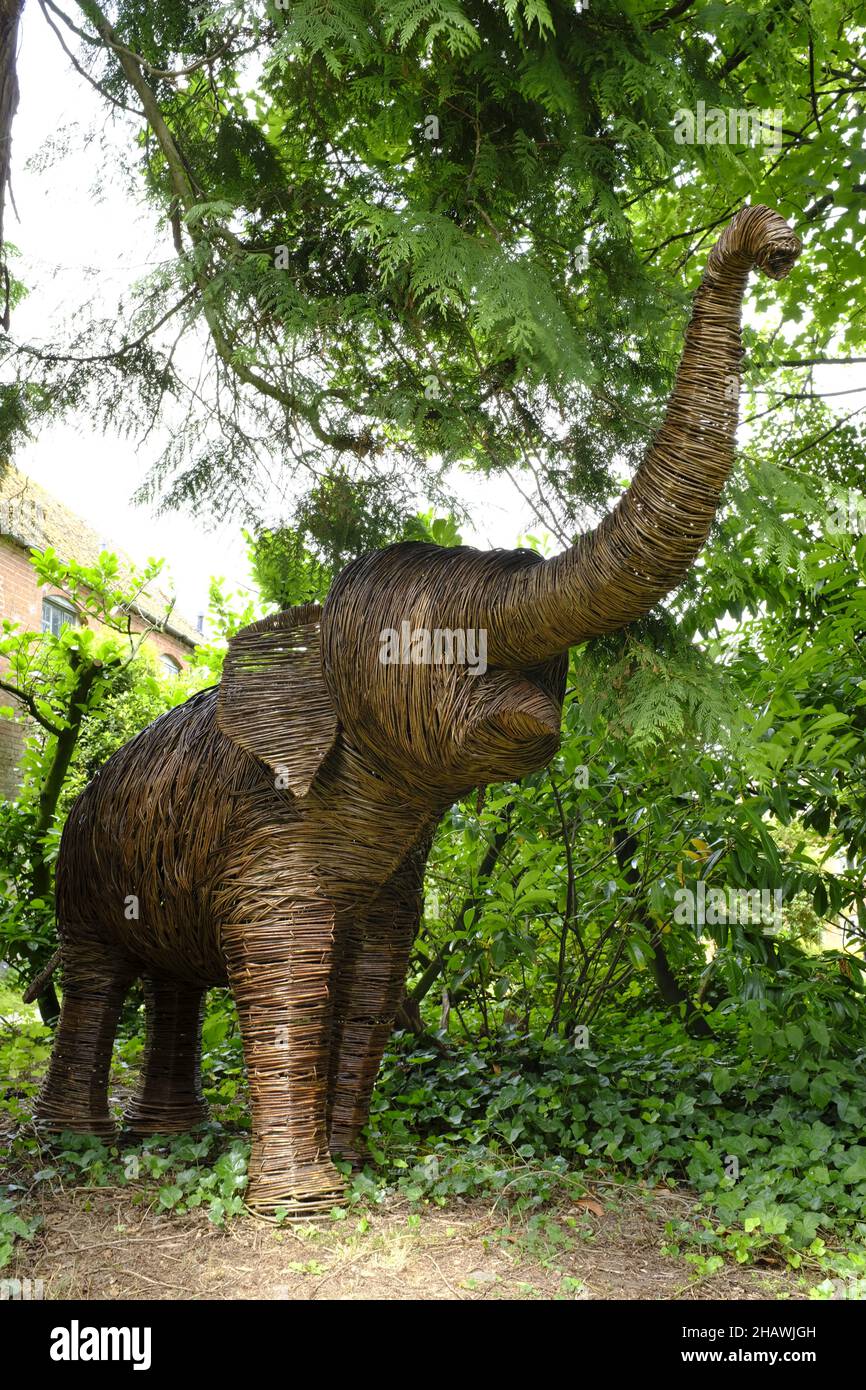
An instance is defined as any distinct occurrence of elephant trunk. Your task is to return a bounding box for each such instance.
[488,205,802,667]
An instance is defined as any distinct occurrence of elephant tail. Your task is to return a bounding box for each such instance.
[22,946,62,1004]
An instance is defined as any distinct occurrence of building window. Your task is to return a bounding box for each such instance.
[41,596,79,637]
[160,653,182,677]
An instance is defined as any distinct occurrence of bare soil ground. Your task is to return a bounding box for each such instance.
[10,1182,808,1302]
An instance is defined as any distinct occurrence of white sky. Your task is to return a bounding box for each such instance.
[6,10,863,626]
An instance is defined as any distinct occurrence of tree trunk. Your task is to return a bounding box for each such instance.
[30,661,101,1024]
[0,0,23,327]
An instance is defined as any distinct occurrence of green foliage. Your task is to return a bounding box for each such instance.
[364,1021,866,1270]
[413,628,861,1044]
[0,548,202,991]
[0,1199,39,1271]
[246,498,465,611]
[187,577,261,684]
[246,526,333,608]
[10,0,866,538]
[0,800,58,982]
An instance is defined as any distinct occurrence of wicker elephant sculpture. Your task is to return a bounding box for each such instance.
[32,205,801,1212]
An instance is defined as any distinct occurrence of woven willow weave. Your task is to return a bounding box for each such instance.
[33,205,801,1212]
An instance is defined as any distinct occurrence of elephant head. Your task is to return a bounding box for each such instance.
[223,205,801,805]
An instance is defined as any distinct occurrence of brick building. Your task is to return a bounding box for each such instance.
[0,466,201,796]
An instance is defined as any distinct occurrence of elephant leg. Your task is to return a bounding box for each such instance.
[328,837,429,1166]
[123,977,209,1134]
[223,903,343,1213]
[34,940,136,1138]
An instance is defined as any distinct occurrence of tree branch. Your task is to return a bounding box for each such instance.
[75,0,369,456]
[0,676,64,735]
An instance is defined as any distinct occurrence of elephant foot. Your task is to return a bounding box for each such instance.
[246,1154,346,1217]
[121,1099,210,1136]
[33,1109,118,1141]
[32,946,134,1144]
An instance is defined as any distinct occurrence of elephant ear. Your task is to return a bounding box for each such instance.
[216,603,339,797]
